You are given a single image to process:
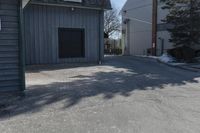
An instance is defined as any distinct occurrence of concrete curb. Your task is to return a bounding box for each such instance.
[156,59,199,72]
[133,55,199,72]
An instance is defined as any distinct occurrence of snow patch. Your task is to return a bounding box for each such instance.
[158,53,176,63]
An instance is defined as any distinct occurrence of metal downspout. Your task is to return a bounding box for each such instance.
[19,0,26,91]
[98,10,103,64]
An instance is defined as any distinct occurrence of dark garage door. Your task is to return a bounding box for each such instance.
[58,28,85,58]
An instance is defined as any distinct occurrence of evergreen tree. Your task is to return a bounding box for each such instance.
[160,0,200,47]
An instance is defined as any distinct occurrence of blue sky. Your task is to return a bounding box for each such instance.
[111,0,127,10]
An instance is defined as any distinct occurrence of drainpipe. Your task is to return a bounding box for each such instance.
[158,37,165,55]
[98,11,103,65]
[19,0,26,92]
[152,0,158,56]
[99,0,106,65]
[126,19,130,55]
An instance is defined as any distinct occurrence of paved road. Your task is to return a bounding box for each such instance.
[1,56,200,133]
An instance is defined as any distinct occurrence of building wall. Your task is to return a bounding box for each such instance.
[24,4,104,65]
[122,0,152,56]
[0,0,22,92]
[122,0,175,56]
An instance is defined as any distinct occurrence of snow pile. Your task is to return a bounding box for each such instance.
[158,53,176,63]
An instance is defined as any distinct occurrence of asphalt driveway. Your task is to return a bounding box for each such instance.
[1,56,200,133]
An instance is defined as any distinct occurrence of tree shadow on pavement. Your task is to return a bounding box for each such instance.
[0,56,199,119]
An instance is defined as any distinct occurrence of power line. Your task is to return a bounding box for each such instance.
[125,3,152,11]
[123,16,152,25]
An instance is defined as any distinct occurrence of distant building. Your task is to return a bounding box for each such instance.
[122,0,173,56]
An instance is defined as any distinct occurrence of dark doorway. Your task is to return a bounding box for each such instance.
[58,28,85,58]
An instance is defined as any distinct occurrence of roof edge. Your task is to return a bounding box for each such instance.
[27,0,112,10]
[29,2,111,10]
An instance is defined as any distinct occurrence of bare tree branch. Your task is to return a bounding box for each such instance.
[104,9,121,38]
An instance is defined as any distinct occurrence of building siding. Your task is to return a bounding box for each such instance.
[24,4,103,65]
[0,0,21,91]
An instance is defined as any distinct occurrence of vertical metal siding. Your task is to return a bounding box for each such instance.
[0,0,21,91]
[24,4,103,65]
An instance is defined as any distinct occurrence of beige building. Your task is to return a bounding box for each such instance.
[122,0,173,56]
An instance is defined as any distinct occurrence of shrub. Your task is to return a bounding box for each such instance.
[167,46,196,62]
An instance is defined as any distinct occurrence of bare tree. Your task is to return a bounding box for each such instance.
[104,9,121,38]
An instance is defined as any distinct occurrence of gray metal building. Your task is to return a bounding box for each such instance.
[24,0,111,65]
[0,0,111,92]
[0,0,24,92]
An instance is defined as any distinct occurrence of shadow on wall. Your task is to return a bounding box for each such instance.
[0,56,199,119]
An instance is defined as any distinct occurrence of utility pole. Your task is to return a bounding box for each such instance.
[152,0,158,56]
